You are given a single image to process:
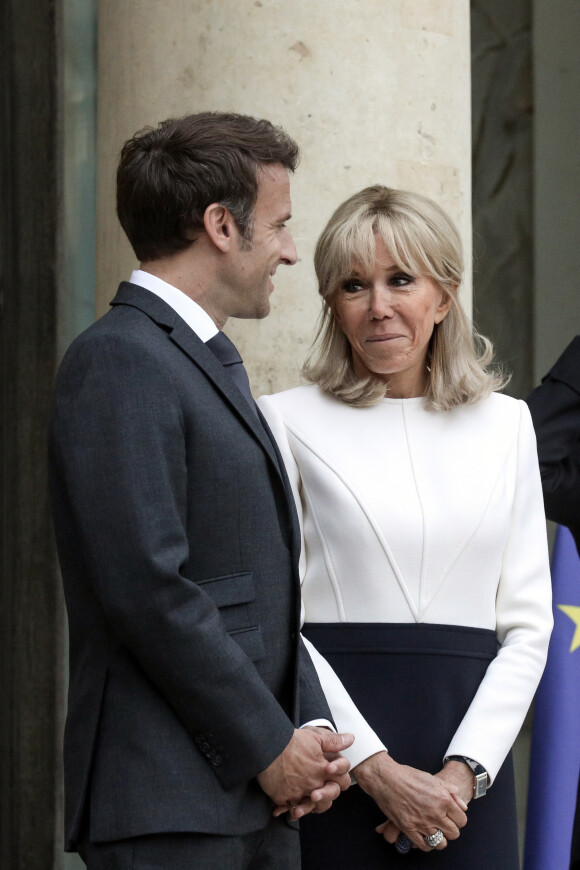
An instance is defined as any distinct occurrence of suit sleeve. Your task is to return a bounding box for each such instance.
[444,401,553,781]
[297,636,334,727]
[50,334,295,790]
[258,394,387,767]
[526,336,580,528]
[259,410,336,727]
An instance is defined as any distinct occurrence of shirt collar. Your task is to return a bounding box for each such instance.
[129,269,218,342]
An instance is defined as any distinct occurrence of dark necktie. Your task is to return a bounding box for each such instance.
[205,331,258,416]
[207,332,292,541]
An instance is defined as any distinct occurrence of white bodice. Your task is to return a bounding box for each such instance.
[258,386,553,777]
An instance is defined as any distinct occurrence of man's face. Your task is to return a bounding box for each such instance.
[227,163,298,320]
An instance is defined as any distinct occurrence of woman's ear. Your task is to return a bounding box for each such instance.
[330,300,343,328]
[434,286,455,324]
[203,203,236,252]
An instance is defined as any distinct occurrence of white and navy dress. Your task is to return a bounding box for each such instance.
[258,386,552,869]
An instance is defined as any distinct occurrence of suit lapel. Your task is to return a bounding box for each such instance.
[110,282,286,485]
[169,317,284,466]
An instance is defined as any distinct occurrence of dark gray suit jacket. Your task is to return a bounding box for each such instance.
[527,335,580,554]
[49,282,332,849]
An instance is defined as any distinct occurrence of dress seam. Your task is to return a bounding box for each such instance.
[286,421,419,621]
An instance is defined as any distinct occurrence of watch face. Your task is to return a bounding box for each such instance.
[445,756,488,796]
[473,771,488,799]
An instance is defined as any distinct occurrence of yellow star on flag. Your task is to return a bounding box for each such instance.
[557,604,580,653]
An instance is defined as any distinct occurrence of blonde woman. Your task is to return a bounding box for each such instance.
[258,186,552,869]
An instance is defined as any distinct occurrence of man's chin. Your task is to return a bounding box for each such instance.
[232,302,271,320]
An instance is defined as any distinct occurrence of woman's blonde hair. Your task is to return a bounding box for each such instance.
[303,185,507,410]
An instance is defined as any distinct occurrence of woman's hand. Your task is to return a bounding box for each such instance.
[434,759,476,807]
[353,751,468,852]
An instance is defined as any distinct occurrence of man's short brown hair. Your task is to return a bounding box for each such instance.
[116,111,299,262]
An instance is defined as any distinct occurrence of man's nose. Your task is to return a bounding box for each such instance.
[280,229,298,266]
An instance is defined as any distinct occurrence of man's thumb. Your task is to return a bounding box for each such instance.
[320,730,355,751]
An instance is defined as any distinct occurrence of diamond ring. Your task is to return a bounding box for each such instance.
[423,829,445,847]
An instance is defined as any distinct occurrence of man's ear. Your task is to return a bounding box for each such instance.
[203,203,236,252]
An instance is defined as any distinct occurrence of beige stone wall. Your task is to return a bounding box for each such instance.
[96,0,471,396]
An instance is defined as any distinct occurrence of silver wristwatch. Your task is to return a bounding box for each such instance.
[444,755,489,799]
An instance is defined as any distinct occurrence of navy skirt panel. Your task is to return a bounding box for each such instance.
[300,623,518,870]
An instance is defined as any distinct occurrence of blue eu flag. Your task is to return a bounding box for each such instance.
[524,525,580,869]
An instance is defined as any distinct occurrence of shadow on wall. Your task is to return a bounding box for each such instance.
[471,0,533,399]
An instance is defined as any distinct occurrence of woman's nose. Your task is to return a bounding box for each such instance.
[369,286,394,318]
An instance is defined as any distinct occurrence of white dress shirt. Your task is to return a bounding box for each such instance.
[129,269,218,341]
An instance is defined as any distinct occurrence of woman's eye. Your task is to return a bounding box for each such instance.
[341,278,364,293]
[390,273,413,287]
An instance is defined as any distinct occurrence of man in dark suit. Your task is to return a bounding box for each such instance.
[527,335,580,870]
[49,112,353,870]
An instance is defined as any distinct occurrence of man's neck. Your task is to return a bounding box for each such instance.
[130,269,220,341]
[139,253,228,330]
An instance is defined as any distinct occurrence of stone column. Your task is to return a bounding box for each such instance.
[96,0,472,394]
[0,1,62,868]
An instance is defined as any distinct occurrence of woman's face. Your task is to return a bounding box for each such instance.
[333,235,452,398]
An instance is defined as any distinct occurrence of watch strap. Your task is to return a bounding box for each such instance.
[444,755,488,798]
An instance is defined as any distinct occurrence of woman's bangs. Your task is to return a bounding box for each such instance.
[373,214,433,277]
[329,217,377,290]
